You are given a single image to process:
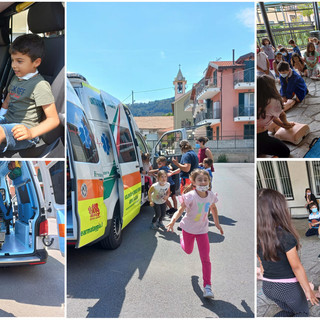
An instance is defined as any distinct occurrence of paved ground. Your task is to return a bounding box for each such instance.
[67,163,255,318]
[272,77,320,158]
[257,218,320,317]
[0,219,65,317]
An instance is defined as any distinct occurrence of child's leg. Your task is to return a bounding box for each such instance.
[262,281,309,317]
[172,194,177,209]
[195,233,211,287]
[166,199,173,209]
[159,203,166,222]
[257,131,290,158]
[151,204,161,223]
[180,229,196,255]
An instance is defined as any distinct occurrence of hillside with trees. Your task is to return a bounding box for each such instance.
[127,97,174,116]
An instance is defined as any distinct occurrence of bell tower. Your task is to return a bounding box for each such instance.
[173,65,186,100]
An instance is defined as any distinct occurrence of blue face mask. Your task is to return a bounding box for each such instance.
[195,143,200,148]
[312,208,318,213]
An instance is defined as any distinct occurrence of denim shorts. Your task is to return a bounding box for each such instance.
[0,116,39,152]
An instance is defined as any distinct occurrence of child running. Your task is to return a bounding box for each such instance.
[148,170,170,230]
[257,189,319,317]
[166,169,223,299]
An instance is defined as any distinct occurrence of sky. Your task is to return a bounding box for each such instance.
[67,2,255,103]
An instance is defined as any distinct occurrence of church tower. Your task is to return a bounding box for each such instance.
[173,65,186,100]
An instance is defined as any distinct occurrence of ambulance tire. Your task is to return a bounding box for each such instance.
[100,204,122,249]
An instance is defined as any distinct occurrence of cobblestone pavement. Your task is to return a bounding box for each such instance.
[274,77,320,158]
[257,218,320,317]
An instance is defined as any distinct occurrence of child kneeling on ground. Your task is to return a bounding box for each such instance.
[0,34,59,153]
[278,61,308,104]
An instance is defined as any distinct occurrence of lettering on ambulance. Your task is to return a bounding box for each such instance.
[77,179,107,247]
[122,171,141,217]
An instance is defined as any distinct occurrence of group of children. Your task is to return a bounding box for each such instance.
[142,149,221,299]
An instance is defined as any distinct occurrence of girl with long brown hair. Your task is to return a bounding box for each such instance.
[257,74,293,158]
[257,189,319,317]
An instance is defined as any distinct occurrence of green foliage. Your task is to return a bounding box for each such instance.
[217,154,228,163]
[127,97,175,116]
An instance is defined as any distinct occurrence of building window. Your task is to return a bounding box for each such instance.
[308,161,320,197]
[257,161,293,200]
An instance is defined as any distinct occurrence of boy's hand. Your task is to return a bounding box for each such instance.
[216,223,224,235]
[150,201,154,207]
[12,125,33,141]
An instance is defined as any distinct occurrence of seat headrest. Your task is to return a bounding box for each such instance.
[0,17,10,46]
[28,2,64,34]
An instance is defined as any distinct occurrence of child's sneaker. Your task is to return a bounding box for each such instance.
[150,223,158,230]
[203,285,214,299]
[157,221,165,229]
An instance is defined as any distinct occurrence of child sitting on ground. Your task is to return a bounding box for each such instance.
[280,47,292,68]
[291,53,308,77]
[304,42,320,78]
[148,170,171,230]
[151,156,180,216]
[305,202,320,238]
[288,39,301,57]
[0,34,59,153]
[273,52,283,79]
[278,61,308,104]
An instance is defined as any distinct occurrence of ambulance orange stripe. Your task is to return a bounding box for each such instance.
[77,179,103,201]
[59,224,65,238]
[122,171,141,190]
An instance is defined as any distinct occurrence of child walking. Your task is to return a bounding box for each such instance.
[148,170,171,230]
[166,169,223,299]
[257,189,319,317]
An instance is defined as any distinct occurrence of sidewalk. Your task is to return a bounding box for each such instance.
[257,218,320,317]
[276,77,320,158]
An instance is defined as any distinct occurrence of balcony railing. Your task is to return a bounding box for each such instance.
[233,106,254,118]
[195,106,221,124]
[233,69,254,85]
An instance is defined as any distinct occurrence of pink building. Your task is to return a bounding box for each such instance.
[185,53,254,140]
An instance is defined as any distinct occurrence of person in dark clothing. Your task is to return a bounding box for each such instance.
[305,188,319,213]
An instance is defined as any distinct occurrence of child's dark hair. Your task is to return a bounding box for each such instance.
[309,201,318,208]
[183,169,211,194]
[197,136,209,144]
[291,52,303,67]
[157,169,167,180]
[277,61,290,72]
[261,37,270,45]
[156,156,167,165]
[306,42,315,56]
[10,34,45,61]
[279,47,289,55]
[257,75,283,120]
[257,189,300,262]
[141,153,150,161]
[288,39,295,45]
[203,158,213,166]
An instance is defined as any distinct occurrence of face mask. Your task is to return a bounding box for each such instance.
[280,73,288,78]
[196,185,209,192]
[195,143,200,148]
[307,192,311,195]
[18,70,38,81]
[282,52,287,56]
[312,208,318,213]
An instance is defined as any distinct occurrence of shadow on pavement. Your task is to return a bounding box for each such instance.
[216,215,237,226]
[0,255,64,308]
[0,309,14,317]
[192,275,254,318]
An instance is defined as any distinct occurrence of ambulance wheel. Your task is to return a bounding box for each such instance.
[100,207,122,250]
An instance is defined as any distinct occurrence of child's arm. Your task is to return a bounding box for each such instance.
[286,247,319,306]
[12,103,60,141]
[209,203,223,235]
[148,185,155,207]
[170,168,181,176]
[148,169,159,175]
[166,202,186,232]
[273,112,294,129]
[164,186,171,201]
[1,94,10,110]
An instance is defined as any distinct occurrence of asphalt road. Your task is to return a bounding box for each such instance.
[0,219,65,317]
[67,163,255,318]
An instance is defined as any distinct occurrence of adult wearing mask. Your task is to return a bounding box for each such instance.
[172,140,198,194]
[196,136,214,172]
[305,188,319,213]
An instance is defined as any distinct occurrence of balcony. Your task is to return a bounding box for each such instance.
[184,98,194,111]
[196,78,220,100]
[233,106,254,122]
[195,106,221,126]
[234,69,254,90]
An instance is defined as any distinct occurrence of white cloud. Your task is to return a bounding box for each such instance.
[160,50,166,59]
[236,7,255,29]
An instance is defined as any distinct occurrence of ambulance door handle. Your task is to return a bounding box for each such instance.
[135,165,139,168]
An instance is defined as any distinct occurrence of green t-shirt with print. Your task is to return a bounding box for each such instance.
[5,74,55,128]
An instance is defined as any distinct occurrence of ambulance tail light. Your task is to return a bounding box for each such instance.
[39,220,48,236]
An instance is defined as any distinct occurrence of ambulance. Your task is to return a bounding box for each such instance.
[0,161,64,266]
[67,73,186,250]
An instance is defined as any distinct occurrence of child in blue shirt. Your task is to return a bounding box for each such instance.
[278,61,308,103]
[305,202,320,237]
[288,39,301,57]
